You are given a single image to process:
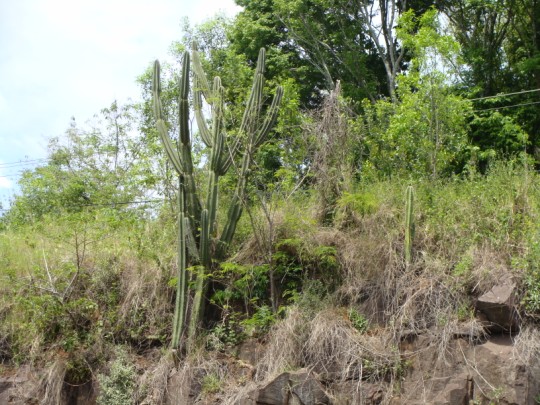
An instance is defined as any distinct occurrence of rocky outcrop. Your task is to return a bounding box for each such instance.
[237,369,330,405]
[475,276,519,333]
[397,333,540,404]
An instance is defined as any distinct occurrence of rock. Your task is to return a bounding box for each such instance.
[430,374,472,404]
[239,369,330,405]
[289,370,329,405]
[469,335,536,404]
[238,339,265,367]
[257,372,291,404]
[475,278,519,333]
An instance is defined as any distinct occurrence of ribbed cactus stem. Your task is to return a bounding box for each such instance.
[405,185,414,268]
[152,45,282,351]
[153,54,195,350]
[187,265,206,351]
[171,180,187,348]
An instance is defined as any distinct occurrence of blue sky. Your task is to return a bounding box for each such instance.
[0,0,241,208]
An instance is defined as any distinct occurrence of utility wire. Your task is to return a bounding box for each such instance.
[473,100,540,113]
[0,158,48,168]
[67,199,164,208]
[470,88,540,101]
[0,199,165,212]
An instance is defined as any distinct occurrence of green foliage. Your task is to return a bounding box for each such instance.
[361,9,471,179]
[97,348,136,405]
[523,270,540,314]
[212,262,269,308]
[453,252,474,278]
[207,312,244,350]
[469,112,528,164]
[337,191,379,217]
[456,302,474,322]
[5,103,154,228]
[201,373,222,395]
[240,305,276,336]
[348,308,369,333]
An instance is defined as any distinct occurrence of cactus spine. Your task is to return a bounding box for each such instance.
[405,185,414,268]
[152,46,283,350]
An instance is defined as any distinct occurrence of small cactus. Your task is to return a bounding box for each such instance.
[405,185,414,268]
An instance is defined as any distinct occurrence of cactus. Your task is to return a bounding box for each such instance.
[152,46,283,350]
[404,185,414,268]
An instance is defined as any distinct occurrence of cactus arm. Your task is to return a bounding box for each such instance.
[219,153,250,247]
[194,75,213,147]
[188,210,210,347]
[200,209,210,267]
[184,217,200,262]
[254,86,284,147]
[187,265,206,351]
[153,61,185,175]
[191,44,212,101]
[156,120,184,174]
[219,137,242,175]
[178,53,202,224]
[178,53,190,145]
[210,78,225,172]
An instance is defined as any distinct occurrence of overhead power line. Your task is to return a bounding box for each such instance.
[470,88,540,101]
[0,199,165,213]
[473,100,540,113]
[0,158,49,168]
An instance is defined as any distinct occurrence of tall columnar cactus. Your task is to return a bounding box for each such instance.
[404,185,414,268]
[152,46,283,350]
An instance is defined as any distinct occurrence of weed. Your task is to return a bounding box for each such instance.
[96,348,136,405]
[348,308,369,333]
[201,373,221,395]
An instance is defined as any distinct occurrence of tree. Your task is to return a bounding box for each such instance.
[5,102,155,226]
[441,0,540,156]
[363,8,471,178]
[229,0,330,107]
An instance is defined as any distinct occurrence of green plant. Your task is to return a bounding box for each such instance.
[348,308,369,333]
[241,305,276,336]
[206,312,244,351]
[453,252,473,278]
[201,373,221,395]
[337,191,379,217]
[97,349,136,405]
[152,46,283,350]
[456,302,474,322]
[523,268,540,314]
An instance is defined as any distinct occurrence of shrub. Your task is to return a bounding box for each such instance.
[97,348,136,405]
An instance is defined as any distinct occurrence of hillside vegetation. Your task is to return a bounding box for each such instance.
[1,2,540,404]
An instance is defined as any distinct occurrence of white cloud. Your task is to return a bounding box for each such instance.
[0,177,13,190]
[0,0,241,175]
[0,0,241,207]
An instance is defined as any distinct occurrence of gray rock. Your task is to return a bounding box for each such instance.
[476,278,519,333]
[237,369,330,405]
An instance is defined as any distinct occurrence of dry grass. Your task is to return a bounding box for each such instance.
[512,324,540,365]
[136,351,175,405]
[40,358,67,405]
[118,257,171,340]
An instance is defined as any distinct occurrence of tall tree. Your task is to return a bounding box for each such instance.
[6,103,155,226]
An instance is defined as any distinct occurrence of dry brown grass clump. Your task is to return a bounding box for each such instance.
[40,358,67,405]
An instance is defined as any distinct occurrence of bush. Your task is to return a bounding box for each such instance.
[97,348,136,405]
